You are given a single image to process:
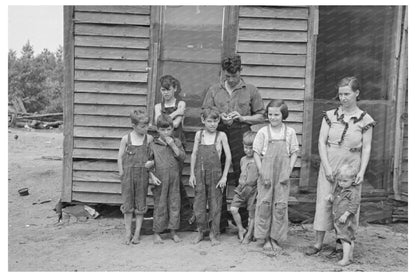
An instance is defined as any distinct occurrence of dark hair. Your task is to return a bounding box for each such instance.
[242,131,257,146]
[156,113,173,128]
[265,99,289,120]
[336,76,361,101]
[130,109,149,125]
[221,54,242,74]
[201,106,220,120]
[160,75,181,98]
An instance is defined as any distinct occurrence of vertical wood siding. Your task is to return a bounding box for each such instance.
[71,6,151,203]
[237,6,310,193]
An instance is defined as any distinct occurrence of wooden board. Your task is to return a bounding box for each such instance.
[258,88,305,100]
[74,81,147,94]
[72,192,122,204]
[74,114,131,128]
[239,30,307,42]
[75,36,149,49]
[75,59,148,72]
[73,160,118,171]
[243,76,305,89]
[74,70,148,83]
[74,47,149,60]
[74,126,130,139]
[74,93,147,105]
[238,41,307,55]
[242,65,305,78]
[239,18,307,31]
[72,148,119,160]
[73,181,120,194]
[240,53,306,66]
[74,11,150,25]
[239,6,309,19]
[74,137,121,150]
[73,170,120,182]
[74,6,150,15]
[74,104,147,116]
[74,24,149,38]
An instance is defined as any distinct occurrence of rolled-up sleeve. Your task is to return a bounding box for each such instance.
[202,86,214,110]
[288,128,300,155]
[253,129,266,156]
[250,87,265,115]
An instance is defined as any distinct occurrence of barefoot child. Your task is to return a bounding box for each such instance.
[230,131,259,244]
[326,163,361,266]
[149,113,186,244]
[252,99,299,252]
[117,109,154,245]
[189,107,232,246]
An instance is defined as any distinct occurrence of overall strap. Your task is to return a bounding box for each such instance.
[161,98,166,113]
[198,129,204,145]
[144,133,148,145]
[214,131,219,144]
[267,124,273,143]
[127,133,132,145]
[283,125,287,142]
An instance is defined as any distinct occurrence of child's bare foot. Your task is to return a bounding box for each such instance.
[171,232,182,243]
[238,228,247,242]
[153,233,164,244]
[124,234,132,245]
[271,239,282,252]
[338,259,351,266]
[263,240,273,251]
[209,232,221,246]
[192,231,204,244]
[131,235,140,244]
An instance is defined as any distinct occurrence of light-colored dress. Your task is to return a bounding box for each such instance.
[313,107,376,231]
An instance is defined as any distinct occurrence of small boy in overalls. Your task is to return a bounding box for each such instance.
[230,131,259,244]
[326,163,361,266]
[189,107,232,246]
[149,113,186,244]
[252,99,299,253]
[117,109,154,245]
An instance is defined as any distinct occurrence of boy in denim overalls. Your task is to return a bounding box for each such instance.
[189,107,232,246]
[149,113,186,244]
[117,109,154,245]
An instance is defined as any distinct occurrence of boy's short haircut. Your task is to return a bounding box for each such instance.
[201,106,220,120]
[265,99,289,120]
[221,54,242,74]
[242,131,257,146]
[336,163,358,179]
[130,109,149,125]
[156,113,174,128]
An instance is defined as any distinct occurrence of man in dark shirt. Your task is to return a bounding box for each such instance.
[202,54,265,232]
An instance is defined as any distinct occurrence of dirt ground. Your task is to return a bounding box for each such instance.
[8,128,408,271]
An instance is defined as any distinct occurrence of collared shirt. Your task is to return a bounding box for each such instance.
[332,184,361,218]
[239,156,259,187]
[202,79,265,117]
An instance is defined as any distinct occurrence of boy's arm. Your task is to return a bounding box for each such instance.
[154,103,161,125]
[218,132,232,185]
[244,161,259,187]
[169,100,186,120]
[166,137,186,161]
[189,132,200,188]
[117,136,127,176]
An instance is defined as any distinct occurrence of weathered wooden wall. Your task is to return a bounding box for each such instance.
[236,6,311,194]
[69,6,151,203]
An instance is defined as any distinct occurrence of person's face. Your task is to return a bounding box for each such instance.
[338,86,359,108]
[224,70,241,88]
[268,107,283,127]
[202,116,220,133]
[337,175,354,189]
[243,144,254,157]
[157,126,173,138]
[160,85,176,101]
[133,121,148,135]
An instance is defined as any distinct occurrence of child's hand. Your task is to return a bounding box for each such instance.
[189,174,196,188]
[216,177,227,191]
[220,113,233,126]
[145,160,154,169]
[150,172,161,186]
[325,194,334,202]
[338,212,350,223]
[164,136,174,146]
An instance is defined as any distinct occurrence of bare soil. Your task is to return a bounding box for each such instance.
[8,128,408,271]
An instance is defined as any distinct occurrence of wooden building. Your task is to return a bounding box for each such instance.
[62,6,408,217]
